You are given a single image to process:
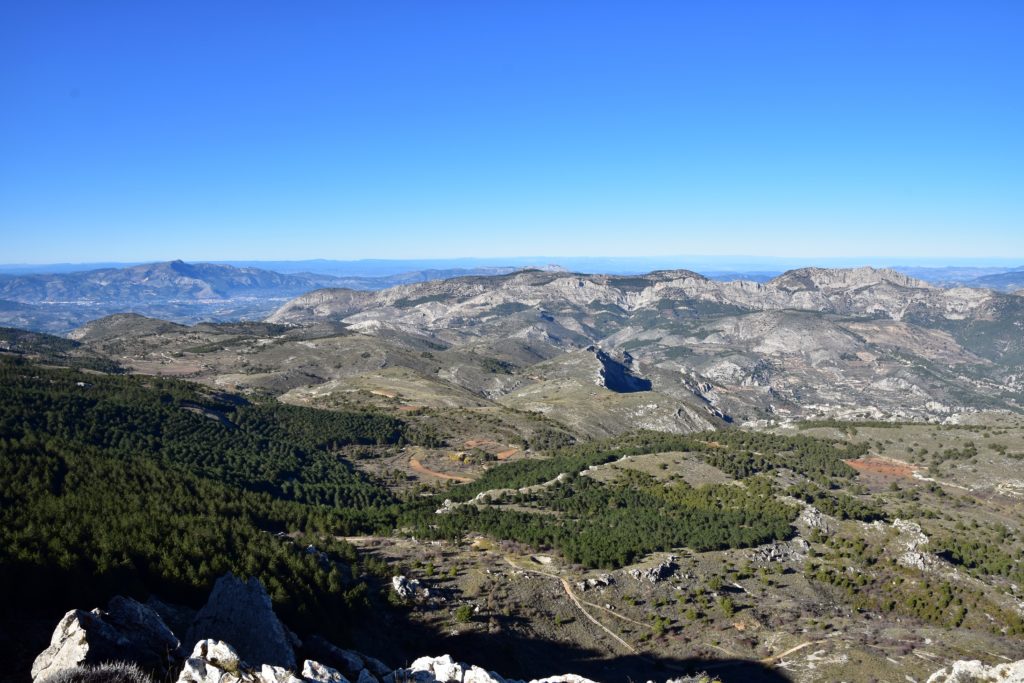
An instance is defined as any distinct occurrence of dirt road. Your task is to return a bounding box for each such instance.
[409,456,473,483]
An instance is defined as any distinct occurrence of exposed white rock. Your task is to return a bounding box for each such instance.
[892,518,935,570]
[32,597,180,682]
[925,658,1024,682]
[177,639,247,683]
[575,574,614,592]
[302,660,350,683]
[798,505,833,535]
[259,664,303,683]
[751,539,809,564]
[32,610,104,681]
[629,557,678,584]
[397,655,513,683]
[391,575,422,601]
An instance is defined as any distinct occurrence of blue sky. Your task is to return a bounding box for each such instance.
[2,1,1022,264]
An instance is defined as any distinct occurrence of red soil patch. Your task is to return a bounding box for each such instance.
[844,456,917,479]
[496,448,520,460]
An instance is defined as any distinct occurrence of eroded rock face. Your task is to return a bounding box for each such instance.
[186,574,296,670]
[32,597,179,682]
[591,347,652,393]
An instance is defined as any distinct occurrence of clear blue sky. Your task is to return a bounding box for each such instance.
[2,1,1022,264]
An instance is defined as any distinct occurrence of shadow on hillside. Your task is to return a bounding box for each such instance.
[340,609,792,683]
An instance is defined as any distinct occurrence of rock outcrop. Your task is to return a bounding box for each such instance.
[629,557,678,583]
[574,574,614,592]
[926,658,1024,682]
[32,596,179,682]
[891,518,934,570]
[186,573,296,670]
[590,347,652,393]
[750,539,809,564]
[391,575,423,601]
[32,577,716,683]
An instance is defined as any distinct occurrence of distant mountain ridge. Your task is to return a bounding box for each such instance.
[256,265,1024,426]
[0,261,522,333]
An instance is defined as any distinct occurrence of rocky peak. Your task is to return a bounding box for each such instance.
[186,573,297,670]
[769,266,931,293]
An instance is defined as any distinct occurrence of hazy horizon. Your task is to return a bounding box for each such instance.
[2,254,1023,278]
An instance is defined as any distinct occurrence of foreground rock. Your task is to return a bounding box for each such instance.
[32,596,179,682]
[33,577,718,683]
[304,635,391,681]
[186,573,296,670]
[926,658,1024,682]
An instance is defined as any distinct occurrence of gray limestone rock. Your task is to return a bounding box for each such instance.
[32,598,179,682]
[186,573,296,670]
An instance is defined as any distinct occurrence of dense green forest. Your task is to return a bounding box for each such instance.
[0,354,874,623]
[406,471,797,568]
[0,357,409,636]
[449,428,864,502]
[0,326,123,373]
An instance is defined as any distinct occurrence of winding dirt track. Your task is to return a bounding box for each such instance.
[504,557,638,654]
[505,556,822,672]
[409,456,473,483]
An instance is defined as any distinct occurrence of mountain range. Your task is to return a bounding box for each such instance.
[0,260,520,333]
[43,266,1022,439]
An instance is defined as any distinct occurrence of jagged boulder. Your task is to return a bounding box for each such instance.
[629,558,678,584]
[32,597,179,682]
[176,639,245,683]
[574,574,614,592]
[176,640,315,683]
[397,655,508,683]
[186,574,296,670]
[391,575,421,601]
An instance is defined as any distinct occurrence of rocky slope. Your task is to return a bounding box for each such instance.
[29,574,717,683]
[259,267,1024,426]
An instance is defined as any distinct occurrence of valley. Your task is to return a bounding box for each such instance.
[2,265,1023,683]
